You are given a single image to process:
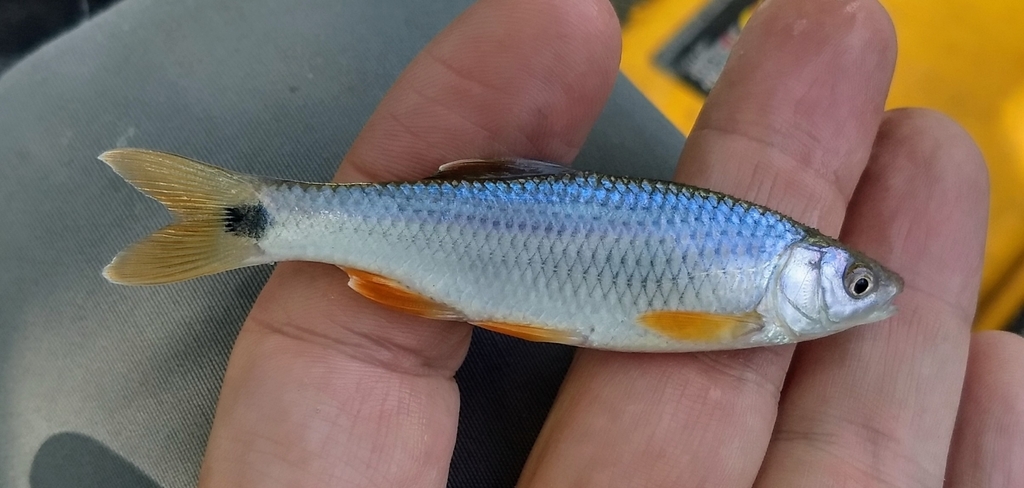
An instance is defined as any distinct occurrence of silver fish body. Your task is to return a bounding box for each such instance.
[101,149,904,352]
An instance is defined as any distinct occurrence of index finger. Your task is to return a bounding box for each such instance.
[520,0,897,485]
[197,0,622,486]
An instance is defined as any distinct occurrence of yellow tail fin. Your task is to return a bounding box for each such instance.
[100,148,266,285]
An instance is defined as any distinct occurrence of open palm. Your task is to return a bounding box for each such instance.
[196,0,1023,486]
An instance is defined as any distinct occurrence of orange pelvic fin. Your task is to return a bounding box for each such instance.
[637,310,763,343]
[471,320,585,346]
[340,267,465,321]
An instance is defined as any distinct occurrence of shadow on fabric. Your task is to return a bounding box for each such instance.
[30,432,161,488]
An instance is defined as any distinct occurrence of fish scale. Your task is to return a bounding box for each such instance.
[282,174,775,342]
[99,149,904,352]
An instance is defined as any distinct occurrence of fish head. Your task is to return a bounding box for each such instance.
[818,244,903,332]
[773,239,903,339]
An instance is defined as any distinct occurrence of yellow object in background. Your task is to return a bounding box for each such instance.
[620,0,1024,331]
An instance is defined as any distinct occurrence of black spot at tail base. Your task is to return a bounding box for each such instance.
[224,204,269,239]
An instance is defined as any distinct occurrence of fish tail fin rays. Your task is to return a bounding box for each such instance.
[100,148,267,285]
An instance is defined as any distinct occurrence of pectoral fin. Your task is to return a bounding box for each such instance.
[638,310,763,343]
[471,320,585,346]
[340,267,465,321]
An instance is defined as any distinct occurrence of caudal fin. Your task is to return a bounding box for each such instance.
[100,148,267,285]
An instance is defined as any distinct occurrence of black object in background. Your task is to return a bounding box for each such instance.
[656,0,758,95]
[609,0,647,23]
[0,0,120,70]
[31,433,162,488]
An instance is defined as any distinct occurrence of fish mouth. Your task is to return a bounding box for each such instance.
[862,265,903,325]
[854,276,903,325]
[858,295,900,326]
[824,296,899,332]
[875,302,898,321]
[876,282,903,321]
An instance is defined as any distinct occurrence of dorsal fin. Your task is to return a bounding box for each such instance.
[427,159,577,180]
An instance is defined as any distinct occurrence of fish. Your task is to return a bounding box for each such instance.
[99,148,903,352]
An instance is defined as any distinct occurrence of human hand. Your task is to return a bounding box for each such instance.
[196,0,1024,486]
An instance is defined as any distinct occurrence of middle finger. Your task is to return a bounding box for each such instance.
[520,0,897,485]
[756,110,988,487]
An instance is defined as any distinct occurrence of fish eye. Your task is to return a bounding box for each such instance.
[844,266,874,298]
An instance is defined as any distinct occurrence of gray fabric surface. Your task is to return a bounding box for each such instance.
[0,0,685,486]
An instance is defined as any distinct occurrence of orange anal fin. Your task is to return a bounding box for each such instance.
[340,267,465,321]
[638,310,763,343]
[470,320,584,346]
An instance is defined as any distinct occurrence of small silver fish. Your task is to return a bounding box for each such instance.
[100,148,903,352]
